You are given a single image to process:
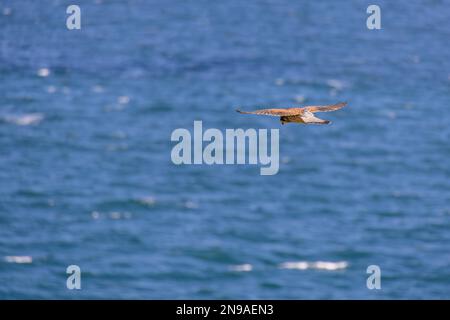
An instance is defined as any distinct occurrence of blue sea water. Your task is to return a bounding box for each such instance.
[0,0,449,299]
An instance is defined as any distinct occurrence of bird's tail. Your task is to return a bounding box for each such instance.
[311,119,331,125]
[305,116,331,124]
[236,109,251,114]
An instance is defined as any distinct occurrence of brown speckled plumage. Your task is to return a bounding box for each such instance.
[236,102,347,125]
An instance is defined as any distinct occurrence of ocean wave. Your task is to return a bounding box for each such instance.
[1,113,44,126]
[37,68,50,77]
[136,196,156,206]
[4,256,33,264]
[279,261,348,271]
[228,264,253,272]
[91,211,132,220]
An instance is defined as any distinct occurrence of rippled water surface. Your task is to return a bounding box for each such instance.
[0,0,449,299]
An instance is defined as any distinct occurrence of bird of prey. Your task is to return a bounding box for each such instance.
[236,102,347,125]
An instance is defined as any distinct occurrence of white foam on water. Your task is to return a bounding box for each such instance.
[5,256,33,264]
[183,201,199,209]
[293,94,306,103]
[37,68,50,77]
[281,156,291,164]
[313,261,348,270]
[46,85,57,93]
[386,111,396,119]
[2,113,44,126]
[117,96,130,104]
[109,211,132,220]
[91,211,132,220]
[92,85,104,93]
[279,261,348,271]
[326,79,345,90]
[229,264,253,272]
[112,131,127,139]
[91,211,101,219]
[279,261,309,270]
[138,196,156,206]
[110,212,122,219]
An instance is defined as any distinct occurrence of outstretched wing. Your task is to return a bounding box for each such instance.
[305,102,347,113]
[236,108,303,117]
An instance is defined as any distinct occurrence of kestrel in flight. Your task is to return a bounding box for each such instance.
[236,102,347,125]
